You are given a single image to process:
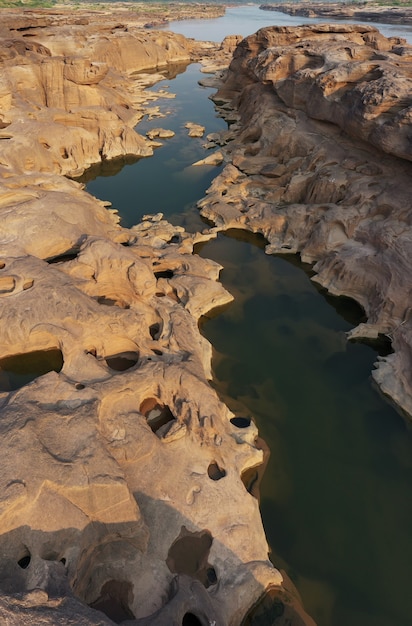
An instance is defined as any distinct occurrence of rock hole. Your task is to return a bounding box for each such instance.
[207,462,226,481]
[241,588,285,626]
[166,527,215,588]
[17,551,31,569]
[0,349,63,391]
[60,558,66,565]
[230,416,251,428]
[156,292,166,298]
[22,279,34,290]
[206,566,217,585]
[105,352,139,372]
[0,262,5,269]
[152,349,163,356]
[60,147,69,159]
[182,613,203,626]
[168,234,181,244]
[149,322,161,340]
[41,141,51,150]
[140,398,176,435]
[154,269,174,279]
[89,580,135,624]
[75,383,85,390]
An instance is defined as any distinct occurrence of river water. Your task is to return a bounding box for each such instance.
[83,6,412,626]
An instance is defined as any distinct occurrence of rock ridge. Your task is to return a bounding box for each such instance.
[199,23,412,418]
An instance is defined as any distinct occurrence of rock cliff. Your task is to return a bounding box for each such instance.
[0,7,314,626]
[199,23,412,419]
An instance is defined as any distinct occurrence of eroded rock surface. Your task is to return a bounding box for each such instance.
[198,23,412,418]
[0,7,314,626]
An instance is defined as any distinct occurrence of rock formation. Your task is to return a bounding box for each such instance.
[198,23,412,419]
[0,7,315,626]
[261,2,412,25]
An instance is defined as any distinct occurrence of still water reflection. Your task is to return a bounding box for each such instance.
[81,10,412,626]
[197,231,412,626]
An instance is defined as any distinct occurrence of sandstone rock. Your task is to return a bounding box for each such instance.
[0,9,315,626]
[185,121,206,138]
[199,24,412,419]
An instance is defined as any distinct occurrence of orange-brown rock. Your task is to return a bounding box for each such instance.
[198,24,412,419]
[0,7,313,626]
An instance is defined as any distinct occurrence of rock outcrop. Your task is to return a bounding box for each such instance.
[0,7,315,626]
[197,23,412,419]
[261,2,412,25]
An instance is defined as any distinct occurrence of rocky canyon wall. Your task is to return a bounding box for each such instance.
[0,8,315,626]
[199,23,412,419]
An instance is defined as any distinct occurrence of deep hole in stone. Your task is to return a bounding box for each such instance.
[18,553,31,569]
[0,349,64,391]
[75,383,85,390]
[105,352,139,372]
[166,527,214,588]
[140,398,176,435]
[207,462,226,481]
[89,579,135,624]
[149,322,161,340]
[152,349,163,356]
[241,588,285,626]
[230,416,251,428]
[156,292,166,297]
[206,567,217,585]
[168,234,181,244]
[182,613,203,626]
[60,558,66,565]
[154,269,174,279]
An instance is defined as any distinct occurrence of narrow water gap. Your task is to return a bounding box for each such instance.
[77,57,412,626]
[77,62,227,233]
[197,229,412,626]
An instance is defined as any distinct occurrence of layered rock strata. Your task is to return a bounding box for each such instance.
[0,8,314,626]
[198,23,412,418]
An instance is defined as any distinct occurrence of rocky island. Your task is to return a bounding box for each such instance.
[0,2,411,626]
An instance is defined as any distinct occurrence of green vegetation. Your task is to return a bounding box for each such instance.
[0,0,56,6]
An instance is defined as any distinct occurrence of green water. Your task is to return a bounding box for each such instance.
[198,231,412,626]
[80,63,225,231]
[83,61,412,626]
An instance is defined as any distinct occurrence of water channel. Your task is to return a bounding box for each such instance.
[82,7,412,626]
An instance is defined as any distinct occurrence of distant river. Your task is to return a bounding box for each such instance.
[83,6,412,626]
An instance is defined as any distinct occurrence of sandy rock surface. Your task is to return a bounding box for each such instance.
[0,7,314,626]
[198,23,412,419]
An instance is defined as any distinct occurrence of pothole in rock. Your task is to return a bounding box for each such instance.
[105,351,139,372]
[149,322,161,340]
[241,588,285,626]
[89,580,135,624]
[230,416,251,428]
[182,613,203,626]
[154,269,175,280]
[140,397,176,436]
[0,349,63,391]
[207,462,226,481]
[166,527,217,589]
[17,549,31,570]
